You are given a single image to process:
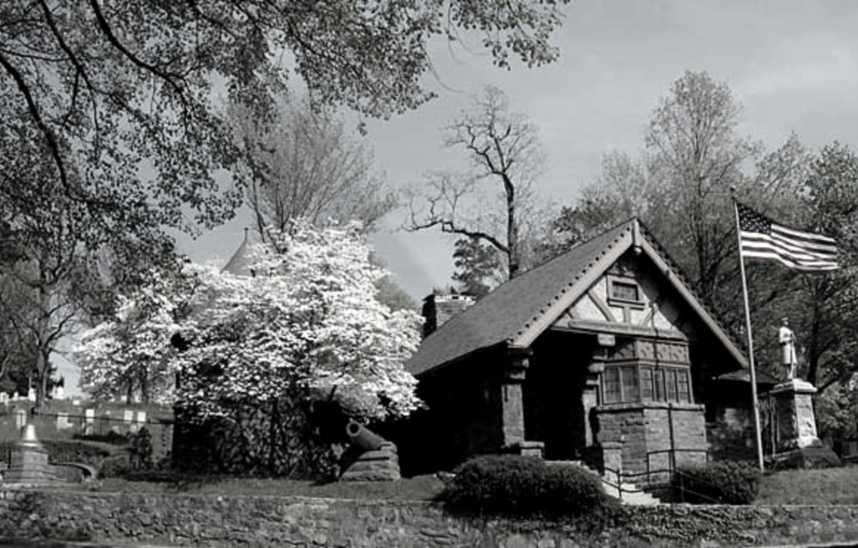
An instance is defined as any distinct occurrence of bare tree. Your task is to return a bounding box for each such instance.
[405,85,548,281]
[229,94,396,239]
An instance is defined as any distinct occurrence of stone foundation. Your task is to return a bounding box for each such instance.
[596,402,708,475]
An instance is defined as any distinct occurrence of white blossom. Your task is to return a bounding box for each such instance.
[75,222,422,420]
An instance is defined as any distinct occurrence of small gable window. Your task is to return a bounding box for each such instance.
[612,281,639,302]
[607,276,645,309]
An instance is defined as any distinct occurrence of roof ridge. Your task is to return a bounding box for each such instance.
[506,222,634,345]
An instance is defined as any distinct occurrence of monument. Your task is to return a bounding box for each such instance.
[2,423,54,484]
[769,319,839,469]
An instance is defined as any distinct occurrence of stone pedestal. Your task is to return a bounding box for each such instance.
[770,379,840,469]
[339,442,401,482]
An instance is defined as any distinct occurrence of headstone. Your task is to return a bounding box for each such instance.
[0,392,8,405]
[56,412,73,430]
[84,408,95,435]
[770,378,840,468]
[137,411,147,424]
[124,409,134,423]
[14,408,27,430]
[26,388,35,402]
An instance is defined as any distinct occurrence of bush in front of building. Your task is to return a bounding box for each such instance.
[439,455,614,520]
[672,460,761,504]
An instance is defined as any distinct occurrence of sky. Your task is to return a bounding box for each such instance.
[179,0,858,302]
[59,0,858,395]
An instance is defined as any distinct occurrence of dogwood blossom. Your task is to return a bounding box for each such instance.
[76,222,423,422]
[74,268,186,404]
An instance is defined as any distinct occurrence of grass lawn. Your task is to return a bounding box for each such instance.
[66,472,446,501]
[756,466,858,505]
[59,463,858,505]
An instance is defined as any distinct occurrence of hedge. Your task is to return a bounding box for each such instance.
[672,460,761,504]
[439,455,615,521]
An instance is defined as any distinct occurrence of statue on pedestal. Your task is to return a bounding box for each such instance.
[779,318,797,380]
[770,317,841,468]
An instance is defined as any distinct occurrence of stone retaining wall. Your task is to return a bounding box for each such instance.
[1,489,857,547]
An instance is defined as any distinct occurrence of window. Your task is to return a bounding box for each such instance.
[654,369,665,401]
[621,366,638,402]
[612,281,639,302]
[607,277,645,307]
[602,364,691,404]
[603,367,620,404]
[641,367,654,401]
[677,372,690,403]
[665,369,677,402]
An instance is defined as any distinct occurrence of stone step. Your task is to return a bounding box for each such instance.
[601,480,661,505]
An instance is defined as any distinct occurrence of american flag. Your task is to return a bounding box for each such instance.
[736,201,838,271]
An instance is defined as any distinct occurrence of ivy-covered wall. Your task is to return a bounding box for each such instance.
[1,490,858,547]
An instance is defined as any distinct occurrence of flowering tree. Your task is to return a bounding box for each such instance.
[74,266,193,404]
[76,222,422,476]
[175,223,422,422]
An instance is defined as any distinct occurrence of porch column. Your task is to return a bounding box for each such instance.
[501,349,530,448]
[585,333,614,446]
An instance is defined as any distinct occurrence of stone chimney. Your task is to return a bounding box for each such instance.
[422,293,475,338]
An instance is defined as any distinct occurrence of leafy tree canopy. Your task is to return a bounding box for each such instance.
[2,0,570,244]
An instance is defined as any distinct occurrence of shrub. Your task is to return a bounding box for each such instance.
[672,460,760,504]
[439,455,613,520]
[129,427,154,470]
[0,439,116,468]
[99,455,132,479]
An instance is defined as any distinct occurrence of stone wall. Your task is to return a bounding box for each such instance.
[2,490,858,547]
[596,402,707,474]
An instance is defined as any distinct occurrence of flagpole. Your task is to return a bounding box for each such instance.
[732,195,765,471]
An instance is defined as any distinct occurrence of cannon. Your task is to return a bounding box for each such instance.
[345,421,385,452]
[340,421,400,482]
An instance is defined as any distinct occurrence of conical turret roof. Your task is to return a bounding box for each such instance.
[222,228,256,276]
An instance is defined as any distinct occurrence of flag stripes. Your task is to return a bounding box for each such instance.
[736,201,838,271]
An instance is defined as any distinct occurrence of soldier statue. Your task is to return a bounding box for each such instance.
[779,317,797,380]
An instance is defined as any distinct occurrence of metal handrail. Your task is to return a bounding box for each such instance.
[600,448,711,502]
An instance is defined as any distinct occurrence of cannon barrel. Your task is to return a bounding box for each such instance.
[345,421,385,451]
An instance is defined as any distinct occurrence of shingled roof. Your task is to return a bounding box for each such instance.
[406,218,747,377]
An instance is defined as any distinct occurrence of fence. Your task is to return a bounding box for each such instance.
[0,403,174,462]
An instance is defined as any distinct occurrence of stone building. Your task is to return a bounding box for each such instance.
[400,218,757,476]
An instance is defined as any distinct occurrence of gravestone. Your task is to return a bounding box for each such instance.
[770,378,840,468]
[14,408,26,430]
[56,412,74,430]
[84,408,95,435]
